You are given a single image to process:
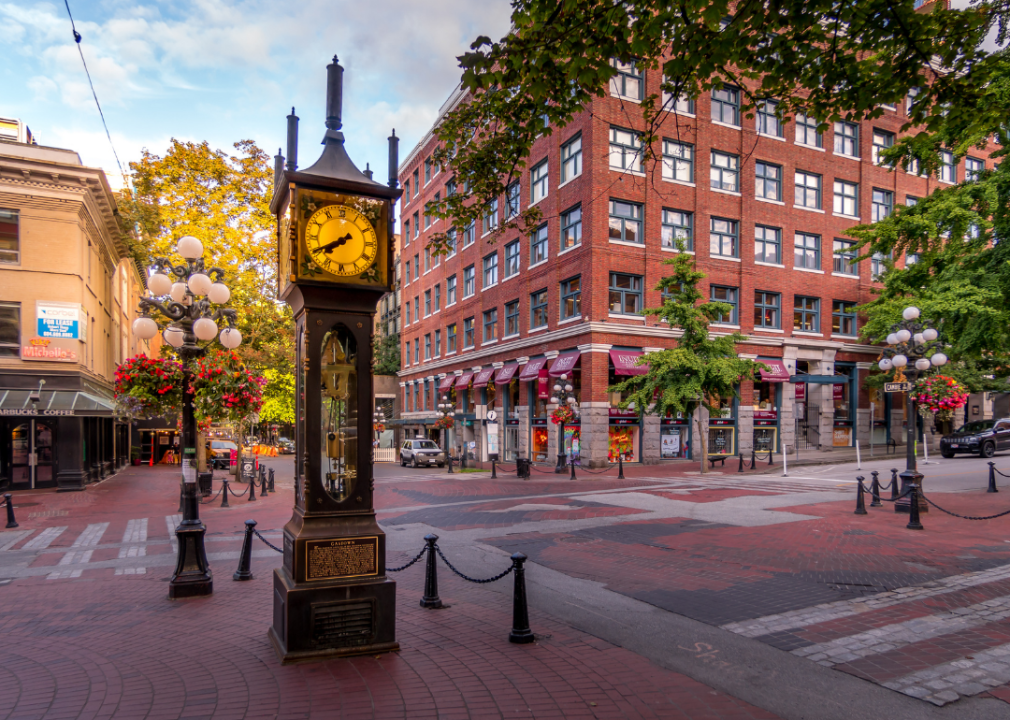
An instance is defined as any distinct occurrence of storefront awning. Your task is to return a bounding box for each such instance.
[549,350,581,377]
[758,359,791,383]
[438,376,455,391]
[495,364,519,385]
[610,349,649,376]
[518,357,548,381]
[0,389,116,417]
[790,374,848,384]
[455,372,473,388]
[473,368,495,385]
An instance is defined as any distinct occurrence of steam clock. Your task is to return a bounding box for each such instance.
[268,56,402,662]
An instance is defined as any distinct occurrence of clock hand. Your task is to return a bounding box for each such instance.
[318,233,353,254]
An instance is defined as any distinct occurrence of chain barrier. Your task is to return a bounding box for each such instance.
[197,487,224,504]
[252,529,283,553]
[919,490,1010,521]
[387,545,428,572]
[876,486,912,503]
[529,463,559,475]
[434,544,515,584]
[227,482,249,498]
[576,464,618,475]
[992,466,1010,479]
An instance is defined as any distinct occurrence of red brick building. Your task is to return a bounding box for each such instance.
[396,74,994,467]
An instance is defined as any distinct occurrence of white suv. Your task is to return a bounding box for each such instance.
[400,439,445,468]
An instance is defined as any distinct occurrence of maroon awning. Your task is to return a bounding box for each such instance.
[549,350,581,377]
[758,359,791,383]
[610,349,649,376]
[495,364,519,385]
[518,357,548,381]
[473,368,495,385]
[455,372,473,388]
[438,376,455,391]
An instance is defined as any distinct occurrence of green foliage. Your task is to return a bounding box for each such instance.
[258,367,296,424]
[373,332,401,375]
[425,0,998,253]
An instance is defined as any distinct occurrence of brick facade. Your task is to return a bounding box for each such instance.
[395,78,996,467]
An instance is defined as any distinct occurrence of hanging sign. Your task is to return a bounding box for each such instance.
[884,382,912,393]
[36,302,82,339]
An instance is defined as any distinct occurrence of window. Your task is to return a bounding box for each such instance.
[447,323,457,353]
[403,179,410,204]
[412,169,419,197]
[661,209,693,251]
[413,384,419,410]
[794,232,821,270]
[446,178,456,197]
[710,151,739,192]
[483,253,498,288]
[794,112,822,148]
[561,277,581,320]
[404,259,411,284]
[609,127,642,172]
[447,275,457,305]
[662,78,694,114]
[530,224,548,263]
[530,289,548,328]
[505,300,519,336]
[795,171,821,209]
[872,129,895,165]
[413,211,419,238]
[463,265,475,297]
[794,296,820,332]
[483,308,498,342]
[424,334,431,360]
[710,286,738,324]
[756,100,782,137]
[504,239,520,277]
[414,338,420,364]
[754,291,780,329]
[0,302,19,357]
[710,217,738,258]
[424,247,431,273]
[755,162,782,201]
[434,329,441,356]
[906,86,921,115]
[446,228,457,257]
[434,284,441,311]
[404,341,410,366]
[940,150,957,183]
[424,157,432,185]
[505,181,520,218]
[832,301,857,336]
[833,239,857,275]
[609,58,642,100]
[712,85,740,126]
[608,200,642,243]
[561,135,582,182]
[871,189,894,222]
[561,205,582,250]
[871,252,888,280]
[424,202,433,229]
[482,198,499,235]
[463,317,475,348]
[833,180,858,217]
[662,140,694,183]
[403,219,410,247]
[966,157,985,182]
[754,225,781,264]
[834,121,859,157]
[463,220,475,247]
[608,273,643,315]
[413,254,419,278]
[424,290,431,317]
[530,160,548,204]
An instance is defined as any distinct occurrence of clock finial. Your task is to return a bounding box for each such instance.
[326,55,343,132]
[286,107,299,171]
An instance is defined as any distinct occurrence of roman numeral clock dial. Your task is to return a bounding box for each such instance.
[305,205,379,279]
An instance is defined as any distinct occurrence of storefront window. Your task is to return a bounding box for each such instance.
[485,382,497,409]
[708,393,736,456]
[532,426,550,462]
[608,426,638,461]
[507,380,521,419]
[753,379,779,452]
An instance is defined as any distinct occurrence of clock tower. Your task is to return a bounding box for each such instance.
[268,56,402,663]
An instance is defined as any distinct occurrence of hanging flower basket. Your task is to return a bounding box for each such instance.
[114,355,184,419]
[914,374,969,422]
[373,422,386,433]
[191,350,265,424]
[550,405,575,425]
[433,415,455,430]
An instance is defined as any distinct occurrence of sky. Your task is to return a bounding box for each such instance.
[0,0,513,192]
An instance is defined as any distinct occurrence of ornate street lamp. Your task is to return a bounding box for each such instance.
[876,305,947,512]
[132,235,241,598]
[551,373,580,473]
[438,394,455,473]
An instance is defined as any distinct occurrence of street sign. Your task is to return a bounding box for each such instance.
[486,410,497,422]
[884,382,913,393]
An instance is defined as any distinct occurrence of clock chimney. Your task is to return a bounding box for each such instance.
[286,107,298,171]
[326,55,343,131]
[387,129,398,189]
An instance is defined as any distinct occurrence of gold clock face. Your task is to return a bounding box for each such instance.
[305,205,379,277]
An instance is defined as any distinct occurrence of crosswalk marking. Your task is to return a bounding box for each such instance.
[47,522,109,580]
[22,526,66,550]
[0,530,32,551]
[115,518,147,576]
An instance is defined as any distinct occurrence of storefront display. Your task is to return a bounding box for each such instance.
[608,425,638,461]
[832,366,855,447]
[661,416,690,459]
[531,424,549,462]
[708,425,735,456]
[564,425,581,465]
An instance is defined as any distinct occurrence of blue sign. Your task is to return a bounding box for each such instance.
[37,303,80,339]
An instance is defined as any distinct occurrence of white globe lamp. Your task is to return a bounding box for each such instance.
[163,326,184,348]
[913,333,925,346]
[177,236,203,260]
[903,306,921,321]
[878,358,893,371]
[207,282,230,304]
[219,327,242,349]
[895,329,912,343]
[169,282,188,303]
[923,328,938,342]
[193,317,218,341]
[188,272,212,296]
[886,333,898,345]
[549,396,559,404]
[915,358,931,371]
[148,273,172,296]
[891,354,908,367]
[931,352,948,366]
[132,316,158,340]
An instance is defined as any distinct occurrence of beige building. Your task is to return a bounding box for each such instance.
[0,132,149,490]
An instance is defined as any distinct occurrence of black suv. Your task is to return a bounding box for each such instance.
[940,419,1010,458]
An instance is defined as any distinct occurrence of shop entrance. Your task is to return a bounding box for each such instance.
[10,420,56,489]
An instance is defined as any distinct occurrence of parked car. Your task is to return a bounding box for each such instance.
[400,439,445,467]
[208,440,238,469]
[277,438,295,455]
[939,419,1010,458]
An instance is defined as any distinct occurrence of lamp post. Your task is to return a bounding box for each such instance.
[551,373,580,473]
[132,235,242,598]
[876,306,947,513]
[438,395,454,472]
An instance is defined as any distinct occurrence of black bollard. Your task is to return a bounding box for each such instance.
[890,468,899,501]
[447,451,453,474]
[491,459,497,479]
[750,450,757,470]
[508,552,535,644]
[4,493,18,529]
[617,455,625,480]
[460,448,467,470]
[220,478,231,508]
[420,534,443,608]
[989,462,999,493]
[738,452,744,473]
[907,485,924,530]
[870,471,882,507]
[768,449,774,466]
[569,459,577,480]
[269,468,275,492]
[233,520,256,580]
[248,473,257,501]
[854,476,867,515]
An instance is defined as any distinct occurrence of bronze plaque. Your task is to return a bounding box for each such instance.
[305,536,378,580]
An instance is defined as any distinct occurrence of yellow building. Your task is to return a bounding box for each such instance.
[0,133,149,490]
